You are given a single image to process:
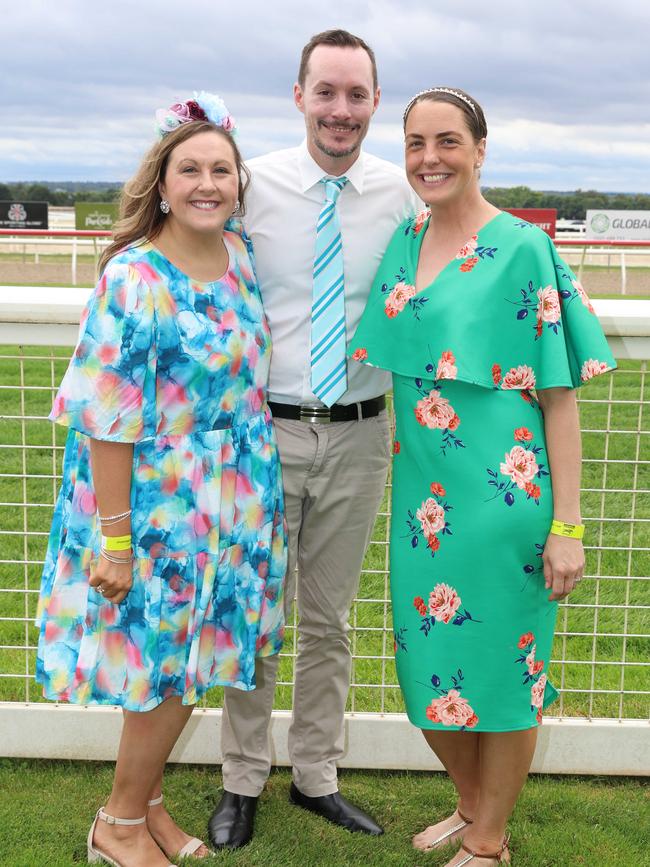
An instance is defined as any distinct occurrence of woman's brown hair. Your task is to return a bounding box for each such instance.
[99,122,249,273]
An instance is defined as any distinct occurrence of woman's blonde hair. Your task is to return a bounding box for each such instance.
[99,122,249,272]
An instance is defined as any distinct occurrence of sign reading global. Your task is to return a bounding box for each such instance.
[0,201,48,229]
[586,210,650,241]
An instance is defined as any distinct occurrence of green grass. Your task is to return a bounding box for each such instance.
[0,761,647,866]
[0,348,648,720]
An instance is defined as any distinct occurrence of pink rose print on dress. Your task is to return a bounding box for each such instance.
[515,633,547,723]
[430,482,446,496]
[486,428,548,506]
[380,265,429,320]
[413,376,464,455]
[435,350,458,382]
[427,690,479,727]
[384,281,416,318]
[531,673,547,708]
[502,365,536,390]
[456,235,497,273]
[429,583,462,623]
[405,482,453,556]
[507,279,565,339]
[571,278,595,313]
[456,235,479,259]
[415,390,457,429]
[417,583,481,635]
[581,359,611,382]
[351,347,368,362]
[537,285,561,324]
[417,497,446,535]
[491,363,502,387]
[422,669,479,729]
[411,208,431,236]
[500,445,539,489]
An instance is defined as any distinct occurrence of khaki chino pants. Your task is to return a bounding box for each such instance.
[221,409,392,797]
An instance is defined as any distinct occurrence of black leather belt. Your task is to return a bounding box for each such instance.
[269,396,386,424]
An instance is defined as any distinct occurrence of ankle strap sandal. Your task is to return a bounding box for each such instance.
[457,833,511,865]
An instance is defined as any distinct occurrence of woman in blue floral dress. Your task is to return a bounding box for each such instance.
[349,88,615,866]
[35,94,287,866]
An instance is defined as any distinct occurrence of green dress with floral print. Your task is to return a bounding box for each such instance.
[348,211,616,731]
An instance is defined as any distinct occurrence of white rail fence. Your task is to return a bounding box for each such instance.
[2,231,650,290]
[0,289,649,775]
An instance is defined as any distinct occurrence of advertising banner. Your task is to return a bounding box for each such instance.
[586,210,650,241]
[504,208,557,238]
[0,201,48,229]
[75,202,118,230]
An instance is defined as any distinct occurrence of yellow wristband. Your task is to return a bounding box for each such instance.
[550,520,584,540]
[101,534,132,552]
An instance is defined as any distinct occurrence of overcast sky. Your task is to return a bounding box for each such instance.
[2,0,649,191]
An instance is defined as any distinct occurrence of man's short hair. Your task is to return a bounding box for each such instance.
[298,29,378,91]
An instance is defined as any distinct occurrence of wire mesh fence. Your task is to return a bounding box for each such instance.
[0,344,648,722]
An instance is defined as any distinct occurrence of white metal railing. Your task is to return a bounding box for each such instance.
[2,232,650,290]
[0,290,649,775]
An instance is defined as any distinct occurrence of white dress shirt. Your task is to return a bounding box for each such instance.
[243,142,420,405]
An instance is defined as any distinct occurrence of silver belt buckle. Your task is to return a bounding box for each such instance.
[299,405,331,424]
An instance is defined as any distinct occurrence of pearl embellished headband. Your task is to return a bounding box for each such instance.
[403,87,478,126]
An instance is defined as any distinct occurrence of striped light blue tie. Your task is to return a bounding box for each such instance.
[311,176,348,407]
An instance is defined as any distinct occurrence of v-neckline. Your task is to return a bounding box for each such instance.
[411,210,505,295]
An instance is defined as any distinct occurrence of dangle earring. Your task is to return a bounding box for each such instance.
[159,199,170,214]
[232,200,241,216]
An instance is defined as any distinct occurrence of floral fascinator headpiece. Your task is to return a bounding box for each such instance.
[155,91,236,139]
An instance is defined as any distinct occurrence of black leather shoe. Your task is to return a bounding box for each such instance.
[207,790,258,849]
[289,782,383,835]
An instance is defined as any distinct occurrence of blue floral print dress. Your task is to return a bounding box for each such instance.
[349,211,615,731]
[36,223,288,711]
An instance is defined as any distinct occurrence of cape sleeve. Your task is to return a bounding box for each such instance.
[507,231,617,390]
[348,216,617,392]
[50,262,157,441]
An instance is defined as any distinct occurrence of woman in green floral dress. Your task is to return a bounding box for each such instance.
[349,88,615,866]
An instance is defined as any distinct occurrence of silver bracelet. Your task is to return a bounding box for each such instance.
[100,547,134,565]
[99,508,132,525]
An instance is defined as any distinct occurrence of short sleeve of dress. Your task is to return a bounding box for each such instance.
[532,233,616,390]
[50,262,156,441]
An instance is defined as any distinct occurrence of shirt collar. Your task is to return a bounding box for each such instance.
[298,140,365,195]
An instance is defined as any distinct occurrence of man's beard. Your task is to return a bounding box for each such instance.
[313,123,361,159]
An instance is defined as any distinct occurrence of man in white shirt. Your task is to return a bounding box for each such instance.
[208,29,419,849]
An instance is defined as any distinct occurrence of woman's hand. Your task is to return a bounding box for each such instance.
[89,554,133,604]
[543,533,585,601]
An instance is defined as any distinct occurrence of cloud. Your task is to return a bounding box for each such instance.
[1,1,648,190]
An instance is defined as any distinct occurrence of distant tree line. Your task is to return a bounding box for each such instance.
[482,186,650,220]
[0,181,649,219]
[0,182,121,206]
